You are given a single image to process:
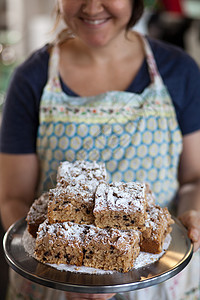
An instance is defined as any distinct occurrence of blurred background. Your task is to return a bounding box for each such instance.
[0,0,200,299]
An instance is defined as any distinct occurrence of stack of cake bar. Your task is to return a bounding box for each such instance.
[26,160,174,273]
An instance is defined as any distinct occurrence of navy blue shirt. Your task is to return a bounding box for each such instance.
[1,37,200,154]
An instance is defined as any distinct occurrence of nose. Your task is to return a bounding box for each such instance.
[82,0,104,15]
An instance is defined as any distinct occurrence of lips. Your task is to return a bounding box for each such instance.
[83,19,106,25]
[81,18,109,26]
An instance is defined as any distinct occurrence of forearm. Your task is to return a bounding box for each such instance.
[0,197,31,231]
[0,153,39,231]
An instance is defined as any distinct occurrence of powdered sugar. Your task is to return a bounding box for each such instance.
[57,160,107,192]
[58,160,106,178]
[49,185,94,205]
[26,192,49,224]
[94,182,147,214]
[48,263,114,274]
[36,220,87,243]
[22,227,171,274]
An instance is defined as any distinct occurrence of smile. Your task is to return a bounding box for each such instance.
[82,18,108,25]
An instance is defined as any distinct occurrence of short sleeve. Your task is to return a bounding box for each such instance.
[0,46,49,153]
[176,56,200,135]
[150,38,200,136]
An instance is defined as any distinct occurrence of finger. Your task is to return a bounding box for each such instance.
[178,211,198,228]
[187,227,200,252]
[188,227,199,243]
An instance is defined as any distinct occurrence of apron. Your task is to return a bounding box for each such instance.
[37,35,182,209]
[8,34,200,300]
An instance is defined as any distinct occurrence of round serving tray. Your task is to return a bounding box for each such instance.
[3,217,193,294]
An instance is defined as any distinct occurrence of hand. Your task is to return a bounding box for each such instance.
[178,210,200,252]
[65,292,116,299]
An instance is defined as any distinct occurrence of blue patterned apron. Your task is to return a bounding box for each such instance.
[37,35,182,208]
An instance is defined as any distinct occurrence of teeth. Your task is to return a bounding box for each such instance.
[84,19,106,25]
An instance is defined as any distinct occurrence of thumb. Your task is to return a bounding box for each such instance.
[188,227,199,243]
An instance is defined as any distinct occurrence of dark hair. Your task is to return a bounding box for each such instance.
[127,0,144,30]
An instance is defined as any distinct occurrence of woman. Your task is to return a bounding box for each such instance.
[0,0,200,299]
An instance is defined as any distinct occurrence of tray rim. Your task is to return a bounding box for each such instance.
[3,217,193,294]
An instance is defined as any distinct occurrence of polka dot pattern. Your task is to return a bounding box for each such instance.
[38,114,182,206]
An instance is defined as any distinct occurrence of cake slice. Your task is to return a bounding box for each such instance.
[34,220,87,266]
[57,160,107,193]
[93,181,148,230]
[140,204,174,254]
[48,185,95,225]
[83,226,140,272]
[26,192,49,238]
[34,220,141,272]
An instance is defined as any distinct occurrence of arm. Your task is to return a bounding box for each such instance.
[0,153,39,231]
[177,130,200,251]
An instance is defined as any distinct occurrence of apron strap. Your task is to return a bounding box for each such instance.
[48,45,60,80]
[48,29,75,92]
[140,35,164,87]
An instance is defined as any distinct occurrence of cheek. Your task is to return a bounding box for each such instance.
[108,0,132,20]
[112,0,132,9]
[58,0,78,15]
[112,0,132,10]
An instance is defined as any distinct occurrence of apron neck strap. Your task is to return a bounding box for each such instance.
[48,45,60,80]
[139,34,164,87]
[48,29,75,84]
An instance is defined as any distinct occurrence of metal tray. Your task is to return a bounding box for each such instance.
[3,217,193,294]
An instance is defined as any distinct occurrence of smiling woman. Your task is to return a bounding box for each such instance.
[1,0,200,300]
